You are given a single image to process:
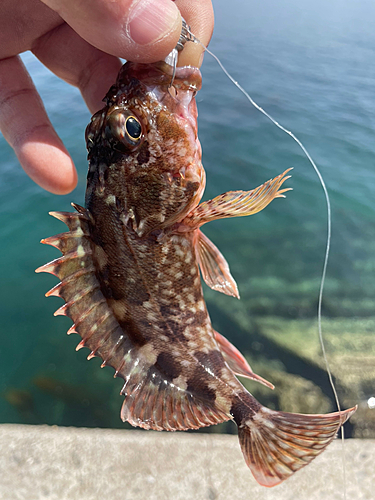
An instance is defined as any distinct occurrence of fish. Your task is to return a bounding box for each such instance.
[36,60,356,487]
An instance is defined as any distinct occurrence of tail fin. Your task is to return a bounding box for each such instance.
[237,404,357,487]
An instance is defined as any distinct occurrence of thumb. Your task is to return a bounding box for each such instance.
[40,0,182,63]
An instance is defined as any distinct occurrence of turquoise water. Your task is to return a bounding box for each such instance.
[1,0,374,428]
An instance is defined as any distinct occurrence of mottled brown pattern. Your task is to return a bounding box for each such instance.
[37,60,356,488]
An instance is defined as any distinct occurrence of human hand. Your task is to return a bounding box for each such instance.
[0,0,214,194]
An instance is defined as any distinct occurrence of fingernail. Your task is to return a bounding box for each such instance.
[128,0,180,46]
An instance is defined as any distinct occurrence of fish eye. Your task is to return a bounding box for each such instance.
[106,109,143,150]
[125,116,142,141]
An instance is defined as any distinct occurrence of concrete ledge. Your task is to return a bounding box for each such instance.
[0,424,373,500]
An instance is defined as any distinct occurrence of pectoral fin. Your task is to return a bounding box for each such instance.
[195,229,239,299]
[184,169,292,228]
[214,331,274,389]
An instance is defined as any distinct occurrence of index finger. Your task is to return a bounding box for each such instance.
[0,56,77,194]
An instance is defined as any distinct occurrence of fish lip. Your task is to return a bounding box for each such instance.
[157,62,202,92]
[117,61,202,93]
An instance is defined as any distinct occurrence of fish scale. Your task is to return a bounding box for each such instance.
[36,60,356,487]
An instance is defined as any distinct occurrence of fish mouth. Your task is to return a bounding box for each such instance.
[155,61,202,93]
[116,61,202,101]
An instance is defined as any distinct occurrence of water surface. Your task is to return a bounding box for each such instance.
[0,0,374,432]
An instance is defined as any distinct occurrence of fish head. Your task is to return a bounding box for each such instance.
[85,61,205,237]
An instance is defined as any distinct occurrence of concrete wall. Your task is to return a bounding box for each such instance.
[0,425,373,500]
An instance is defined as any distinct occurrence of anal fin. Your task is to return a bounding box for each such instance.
[214,331,274,389]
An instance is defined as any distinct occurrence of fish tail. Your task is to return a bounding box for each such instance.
[232,398,357,487]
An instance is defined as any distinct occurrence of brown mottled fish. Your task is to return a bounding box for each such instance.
[36,61,356,487]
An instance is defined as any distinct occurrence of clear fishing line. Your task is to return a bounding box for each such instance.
[185,27,348,497]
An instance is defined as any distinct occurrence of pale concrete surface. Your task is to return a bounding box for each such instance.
[0,424,373,500]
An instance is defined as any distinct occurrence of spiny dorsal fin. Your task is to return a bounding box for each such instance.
[195,229,239,298]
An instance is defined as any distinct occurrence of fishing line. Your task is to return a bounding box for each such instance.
[185,28,347,497]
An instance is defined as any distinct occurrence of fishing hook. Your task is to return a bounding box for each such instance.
[165,18,197,90]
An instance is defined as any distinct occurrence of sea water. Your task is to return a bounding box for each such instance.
[0,0,374,431]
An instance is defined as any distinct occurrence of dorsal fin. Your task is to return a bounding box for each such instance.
[120,358,229,431]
